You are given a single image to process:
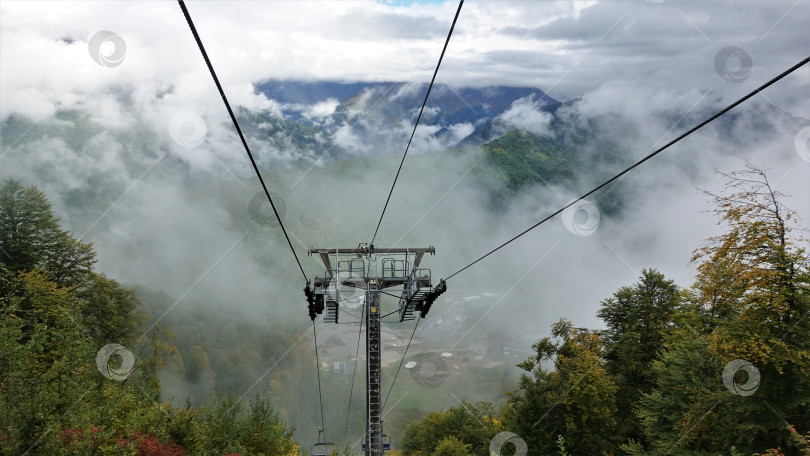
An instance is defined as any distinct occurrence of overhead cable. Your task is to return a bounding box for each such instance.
[445,55,810,281]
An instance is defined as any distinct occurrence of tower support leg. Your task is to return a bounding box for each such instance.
[365,283,382,456]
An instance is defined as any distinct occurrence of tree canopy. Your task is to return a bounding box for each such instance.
[0,178,299,456]
[402,166,809,456]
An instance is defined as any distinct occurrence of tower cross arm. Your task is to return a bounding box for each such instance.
[307,246,435,256]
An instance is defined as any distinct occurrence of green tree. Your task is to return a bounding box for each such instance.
[432,435,471,456]
[0,270,95,453]
[400,401,503,456]
[0,180,172,455]
[185,345,215,405]
[0,178,95,288]
[629,326,724,456]
[597,268,680,447]
[78,272,142,346]
[1,179,304,456]
[196,394,298,456]
[503,319,617,456]
[633,166,810,455]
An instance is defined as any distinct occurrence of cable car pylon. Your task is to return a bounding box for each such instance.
[305,244,445,456]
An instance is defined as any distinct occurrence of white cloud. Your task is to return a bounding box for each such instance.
[496,94,554,137]
[332,122,367,154]
[303,98,340,119]
[1,0,805,115]
[420,105,442,121]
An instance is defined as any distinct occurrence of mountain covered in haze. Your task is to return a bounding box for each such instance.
[254,80,567,156]
[1,80,601,208]
[256,80,559,125]
[248,80,631,214]
[16,77,796,255]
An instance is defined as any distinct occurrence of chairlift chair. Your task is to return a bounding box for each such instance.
[310,443,335,456]
[310,429,336,456]
[360,434,391,451]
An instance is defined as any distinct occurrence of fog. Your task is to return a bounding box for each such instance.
[1,0,808,447]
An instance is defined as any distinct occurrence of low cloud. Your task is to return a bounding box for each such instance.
[1,0,808,446]
[303,98,340,119]
[495,94,554,137]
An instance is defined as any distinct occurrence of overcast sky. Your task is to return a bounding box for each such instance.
[1,0,809,118]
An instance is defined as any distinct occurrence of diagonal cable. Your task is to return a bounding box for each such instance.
[445,55,810,281]
[381,317,420,413]
[178,0,308,281]
[371,0,464,244]
[312,321,327,439]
